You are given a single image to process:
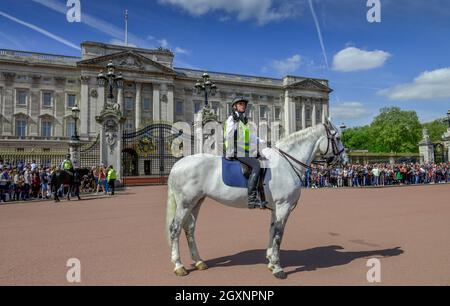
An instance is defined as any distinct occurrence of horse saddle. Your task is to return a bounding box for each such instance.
[221,157,267,202]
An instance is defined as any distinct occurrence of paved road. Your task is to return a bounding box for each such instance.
[0,184,449,285]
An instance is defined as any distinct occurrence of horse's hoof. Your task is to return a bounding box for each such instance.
[195,261,208,271]
[174,266,189,277]
[273,271,287,280]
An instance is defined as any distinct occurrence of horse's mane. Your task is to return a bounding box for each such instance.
[276,124,323,148]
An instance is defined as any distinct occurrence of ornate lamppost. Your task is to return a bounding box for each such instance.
[97,61,124,111]
[69,104,81,168]
[71,104,80,141]
[95,61,126,182]
[195,72,218,124]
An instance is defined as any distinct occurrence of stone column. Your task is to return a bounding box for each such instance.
[322,101,328,123]
[301,99,306,130]
[283,91,295,135]
[69,139,81,169]
[442,128,450,162]
[153,83,160,122]
[418,129,434,164]
[80,76,90,138]
[135,82,142,130]
[117,87,124,115]
[167,84,174,123]
[312,101,317,126]
[2,73,15,136]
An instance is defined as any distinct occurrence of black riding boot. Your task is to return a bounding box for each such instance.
[247,172,267,209]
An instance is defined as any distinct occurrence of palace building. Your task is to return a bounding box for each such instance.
[0,41,332,167]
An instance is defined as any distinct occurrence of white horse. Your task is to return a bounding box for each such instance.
[166,121,347,279]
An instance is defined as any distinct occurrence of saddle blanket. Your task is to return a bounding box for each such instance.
[221,158,248,188]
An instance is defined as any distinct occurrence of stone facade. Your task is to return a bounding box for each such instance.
[0,41,331,153]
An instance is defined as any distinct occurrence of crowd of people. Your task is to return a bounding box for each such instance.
[1,158,449,203]
[304,162,450,188]
[0,158,118,203]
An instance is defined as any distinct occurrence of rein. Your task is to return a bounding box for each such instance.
[272,124,344,181]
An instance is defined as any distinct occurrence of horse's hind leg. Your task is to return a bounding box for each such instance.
[170,203,192,277]
[183,198,208,271]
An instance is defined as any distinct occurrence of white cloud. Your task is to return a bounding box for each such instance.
[332,47,391,72]
[0,10,80,50]
[158,39,169,49]
[331,102,368,120]
[174,47,189,55]
[379,67,450,100]
[266,54,301,76]
[32,0,151,48]
[158,0,302,25]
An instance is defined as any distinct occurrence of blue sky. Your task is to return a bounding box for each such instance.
[1,0,449,127]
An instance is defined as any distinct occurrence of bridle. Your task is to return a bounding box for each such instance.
[273,123,345,181]
[323,123,345,159]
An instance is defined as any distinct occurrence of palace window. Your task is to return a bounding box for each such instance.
[227,103,233,116]
[143,97,151,111]
[67,94,77,108]
[42,91,53,107]
[41,121,52,138]
[176,101,183,115]
[16,90,28,105]
[125,120,134,131]
[212,102,220,116]
[274,107,281,121]
[193,101,202,114]
[316,107,322,123]
[66,120,76,137]
[125,98,134,111]
[306,105,311,121]
[259,105,268,120]
[15,119,27,137]
[295,104,301,120]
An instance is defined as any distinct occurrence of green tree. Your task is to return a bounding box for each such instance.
[342,126,371,150]
[422,119,448,142]
[369,107,422,153]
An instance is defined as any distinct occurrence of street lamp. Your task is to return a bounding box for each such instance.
[447,110,450,128]
[97,61,124,105]
[194,72,217,107]
[71,104,80,141]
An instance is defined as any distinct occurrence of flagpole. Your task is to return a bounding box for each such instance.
[125,10,128,46]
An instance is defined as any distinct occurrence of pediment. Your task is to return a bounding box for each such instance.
[77,51,176,75]
[286,79,332,93]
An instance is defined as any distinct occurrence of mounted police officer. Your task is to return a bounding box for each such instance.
[61,154,74,174]
[224,97,267,209]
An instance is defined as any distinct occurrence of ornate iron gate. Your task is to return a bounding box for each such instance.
[80,134,101,168]
[122,123,182,185]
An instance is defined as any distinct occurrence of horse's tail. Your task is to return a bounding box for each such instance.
[166,183,177,245]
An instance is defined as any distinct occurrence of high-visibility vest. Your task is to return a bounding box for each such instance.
[63,160,73,170]
[224,119,250,156]
[107,169,117,181]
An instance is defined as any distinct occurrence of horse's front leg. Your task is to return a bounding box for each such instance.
[267,209,276,271]
[66,185,71,201]
[268,203,291,279]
